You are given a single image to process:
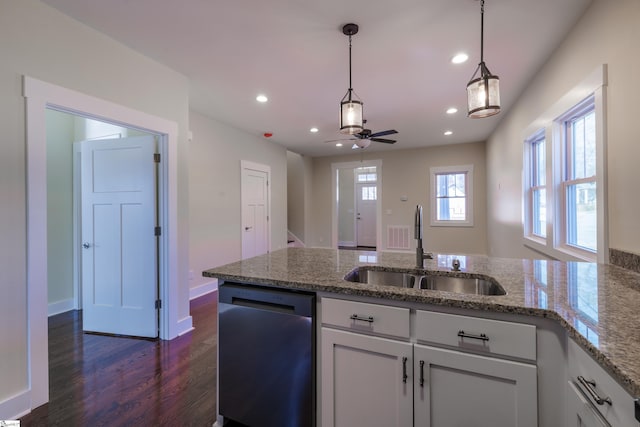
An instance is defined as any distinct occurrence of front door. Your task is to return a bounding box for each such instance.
[80,135,158,338]
[241,162,270,260]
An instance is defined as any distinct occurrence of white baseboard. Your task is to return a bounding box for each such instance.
[0,389,31,421]
[189,279,218,300]
[48,298,75,317]
[175,315,194,337]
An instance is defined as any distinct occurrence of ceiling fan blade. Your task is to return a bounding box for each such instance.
[369,129,398,138]
[324,138,356,143]
[370,138,396,144]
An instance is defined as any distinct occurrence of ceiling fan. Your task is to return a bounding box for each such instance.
[326,120,398,149]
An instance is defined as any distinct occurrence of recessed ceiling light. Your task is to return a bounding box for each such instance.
[336,143,343,147]
[446,107,458,115]
[451,53,469,64]
[310,127,319,133]
[256,94,268,103]
[444,131,453,136]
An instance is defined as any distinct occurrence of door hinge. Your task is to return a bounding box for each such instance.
[154,153,161,163]
[155,226,162,236]
[267,215,269,221]
[155,299,162,309]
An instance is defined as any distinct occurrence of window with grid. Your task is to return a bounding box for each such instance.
[561,98,596,253]
[356,166,377,183]
[521,66,605,262]
[430,165,473,226]
[525,132,546,239]
[361,186,377,201]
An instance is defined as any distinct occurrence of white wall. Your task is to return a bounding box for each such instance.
[308,142,488,255]
[486,0,640,258]
[0,0,190,418]
[188,111,288,290]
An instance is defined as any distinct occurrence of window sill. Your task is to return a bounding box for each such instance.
[431,220,474,228]
[523,237,595,262]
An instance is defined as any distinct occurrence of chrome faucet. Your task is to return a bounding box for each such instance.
[414,205,433,268]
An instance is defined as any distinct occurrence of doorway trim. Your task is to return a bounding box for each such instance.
[331,160,382,249]
[24,76,182,408]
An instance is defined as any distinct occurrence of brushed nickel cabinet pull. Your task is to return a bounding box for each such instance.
[350,314,374,323]
[457,330,489,342]
[402,357,408,383]
[577,376,612,406]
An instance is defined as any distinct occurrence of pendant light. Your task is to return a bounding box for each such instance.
[339,23,363,134]
[466,0,500,118]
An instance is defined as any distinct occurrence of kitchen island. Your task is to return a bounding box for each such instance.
[204,247,640,425]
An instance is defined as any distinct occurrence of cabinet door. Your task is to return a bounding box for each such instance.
[414,344,538,427]
[566,381,610,427]
[321,328,413,427]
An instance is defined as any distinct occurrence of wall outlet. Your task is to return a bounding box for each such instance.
[189,270,194,280]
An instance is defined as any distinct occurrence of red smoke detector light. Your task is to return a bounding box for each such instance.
[263,132,273,138]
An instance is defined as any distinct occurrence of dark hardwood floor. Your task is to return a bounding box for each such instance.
[20,292,218,427]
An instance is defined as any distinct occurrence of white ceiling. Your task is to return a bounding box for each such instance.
[42,0,592,157]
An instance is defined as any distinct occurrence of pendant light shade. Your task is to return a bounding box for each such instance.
[339,23,364,134]
[467,0,500,118]
[340,91,363,135]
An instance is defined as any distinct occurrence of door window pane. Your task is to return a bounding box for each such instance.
[361,186,377,201]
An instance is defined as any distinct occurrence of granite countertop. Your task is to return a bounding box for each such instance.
[203,247,640,397]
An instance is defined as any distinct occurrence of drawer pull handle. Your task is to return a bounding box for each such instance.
[419,360,425,387]
[457,330,489,342]
[350,314,374,323]
[402,357,408,383]
[577,376,612,406]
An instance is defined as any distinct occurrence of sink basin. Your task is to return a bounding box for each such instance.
[344,269,418,288]
[344,268,506,296]
[418,275,506,295]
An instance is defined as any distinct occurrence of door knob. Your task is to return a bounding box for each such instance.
[245,226,252,231]
[82,242,91,249]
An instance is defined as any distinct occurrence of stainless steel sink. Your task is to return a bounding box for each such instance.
[343,269,418,288]
[418,275,506,295]
[344,268,506,296]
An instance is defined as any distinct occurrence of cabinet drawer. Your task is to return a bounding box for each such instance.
[321,298,410,339]
[567,339,638,427]
[415,310,536,361]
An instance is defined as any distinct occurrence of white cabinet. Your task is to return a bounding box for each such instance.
[566,339,639,426]
[320,297,539,427]
[414,344,538,427]
[567,380,610,427]
[321,328,413,427]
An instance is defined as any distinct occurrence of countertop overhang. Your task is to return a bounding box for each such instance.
[203,247,640,398]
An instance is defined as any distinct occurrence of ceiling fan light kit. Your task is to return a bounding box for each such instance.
[467,0,501,118]
[339,23,364,135]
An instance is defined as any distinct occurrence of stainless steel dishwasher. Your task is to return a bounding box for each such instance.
[218,283,315,427]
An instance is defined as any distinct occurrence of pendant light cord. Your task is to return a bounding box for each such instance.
[348,34,353,91]
[480,0,485,64]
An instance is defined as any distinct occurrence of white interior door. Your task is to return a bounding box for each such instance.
[81,135,158,337]
[356,182,377,248]
[241,162,270,260]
